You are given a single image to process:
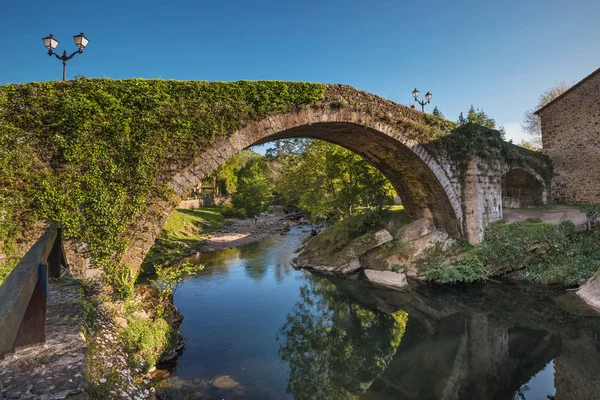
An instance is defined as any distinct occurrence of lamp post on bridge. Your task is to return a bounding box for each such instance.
[412,88,432,112]
[42,33,90,81]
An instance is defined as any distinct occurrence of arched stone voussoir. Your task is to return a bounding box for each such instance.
[176,107,463,236]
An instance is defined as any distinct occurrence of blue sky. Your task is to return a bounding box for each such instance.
[1,0,598,146]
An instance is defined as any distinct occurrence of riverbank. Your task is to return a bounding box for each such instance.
[293,207,600,299]
[196,211,296,252]
[83,206,300,397]
[141,207,297,275]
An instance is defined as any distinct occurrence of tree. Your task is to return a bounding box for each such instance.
[458,105,496,128]
[211,150,260,196]
[522,82,571,146]
[458,106,506,139]
[275,140,396,221]
[518,140,538,151]
[231,158,274,216]
[432,106,444,118]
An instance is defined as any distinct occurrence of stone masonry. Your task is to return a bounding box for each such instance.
[111,85,552,274]
[0,279,87,399]
[537,67,600,203]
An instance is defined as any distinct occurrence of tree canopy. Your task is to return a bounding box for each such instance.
[522,82,571,146]
[272,139,396,221]
[457,106,506,139]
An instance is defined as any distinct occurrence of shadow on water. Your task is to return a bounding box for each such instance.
[160,227,600,400]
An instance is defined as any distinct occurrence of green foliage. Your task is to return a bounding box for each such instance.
[518,140,538,151]
[141,206,229,276]
[274,140,396,220]
[458,105,497,129]
[104,262,135,299]
[153,261,204,295]
[422,219,600,285]
[0,79,324,291]
[305,209,389,253]
[231,158,274,216]
[0,260,17,285]
[212,150,261,195]
[120,317,175,372]
[429,123,553,187]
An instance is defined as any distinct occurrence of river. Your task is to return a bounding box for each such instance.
[160,226,600,400]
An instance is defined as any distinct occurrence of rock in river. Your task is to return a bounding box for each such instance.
[364,269,409,291]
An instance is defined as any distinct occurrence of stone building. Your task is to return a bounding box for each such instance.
[536,67,600,203]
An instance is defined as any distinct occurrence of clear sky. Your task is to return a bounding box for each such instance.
[1,0,598,145]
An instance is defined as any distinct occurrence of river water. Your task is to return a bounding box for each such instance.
[161,226,600,400]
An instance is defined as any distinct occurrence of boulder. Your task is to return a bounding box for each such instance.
[361,245,408,272]
[364,270,409,291]
[361,219,452,277]
[576,274,600,314]
[395,218,436,242]
[292,229,392,275]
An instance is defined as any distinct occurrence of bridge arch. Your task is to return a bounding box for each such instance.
[170,108,463,234]
[121,107,466,272]
[501,167,547,209]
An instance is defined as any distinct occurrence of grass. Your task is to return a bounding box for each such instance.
[120,316,176,372]
[140,206,231,277]
[162,206,231,242]
[300,206,410,265]
[0,262,16,285]
[421,218,600,285]
[310,207,406,252]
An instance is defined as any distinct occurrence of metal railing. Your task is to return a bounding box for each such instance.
[0,225,68,359]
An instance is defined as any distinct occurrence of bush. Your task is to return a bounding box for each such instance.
[120,317,174,371]
[422,219,600,285]
[221,206,247,219]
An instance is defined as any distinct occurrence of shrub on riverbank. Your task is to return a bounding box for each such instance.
[306,207,408,254]
[422,219,600,285]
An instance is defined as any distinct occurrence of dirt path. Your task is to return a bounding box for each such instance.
[198,211,299,252]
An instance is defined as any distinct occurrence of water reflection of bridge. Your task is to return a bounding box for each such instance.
[285,276,600,400]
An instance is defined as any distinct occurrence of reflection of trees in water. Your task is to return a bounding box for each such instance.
[245,263,269,282]
[277,275,407,399]
[238,236,295,283]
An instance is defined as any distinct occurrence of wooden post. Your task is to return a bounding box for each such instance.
[13,262,48,349]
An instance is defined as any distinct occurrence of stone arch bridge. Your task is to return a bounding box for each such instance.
[119,84,551,274]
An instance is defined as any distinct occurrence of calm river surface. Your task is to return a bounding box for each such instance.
[161,226,600,400]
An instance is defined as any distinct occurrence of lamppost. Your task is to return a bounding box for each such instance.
[42,33,90,81]
[412,88,432,112]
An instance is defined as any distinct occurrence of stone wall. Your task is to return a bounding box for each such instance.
[538,68,600,203]
[118,86,550,274]
[463,158,503,244]
[178,196,231,210]
[501,168,545,208]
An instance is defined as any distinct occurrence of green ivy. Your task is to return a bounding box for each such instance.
[0,79,325,294]
[426,123,553,186]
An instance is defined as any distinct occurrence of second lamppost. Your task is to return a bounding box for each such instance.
[412,88,432,112]
[43,33,90,81]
